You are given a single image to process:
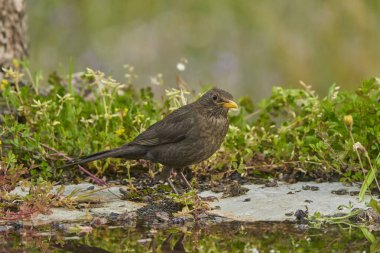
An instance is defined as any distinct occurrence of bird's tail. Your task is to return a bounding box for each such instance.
[60,145,145,168]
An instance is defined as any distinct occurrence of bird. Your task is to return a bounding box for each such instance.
[62,88,238,193]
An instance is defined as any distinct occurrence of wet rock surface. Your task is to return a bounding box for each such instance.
[10,183,144,226]
[201,181,370,222]
[7,181,371,225]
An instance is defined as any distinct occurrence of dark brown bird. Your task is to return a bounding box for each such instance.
[62,88,238,193]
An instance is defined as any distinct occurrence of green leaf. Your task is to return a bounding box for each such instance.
[360,227,375,243]
[359,168,376,202]
[369,198,380,215]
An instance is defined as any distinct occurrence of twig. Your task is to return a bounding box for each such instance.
[21,133,107,186]
[245,109,262,121]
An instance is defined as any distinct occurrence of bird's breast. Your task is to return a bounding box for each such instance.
[196,115,228,156]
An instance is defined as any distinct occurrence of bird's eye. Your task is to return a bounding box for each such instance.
[212,94,218,101]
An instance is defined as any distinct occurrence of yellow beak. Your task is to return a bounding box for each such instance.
[222,99,238,109]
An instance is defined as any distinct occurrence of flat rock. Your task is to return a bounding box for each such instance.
[9,181,371,225]
[201,182,370,222]
[11,184,144,226]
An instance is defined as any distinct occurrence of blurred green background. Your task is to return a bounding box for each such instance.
[27,0,380,100]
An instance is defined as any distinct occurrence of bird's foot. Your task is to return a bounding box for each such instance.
[199,195,219,202]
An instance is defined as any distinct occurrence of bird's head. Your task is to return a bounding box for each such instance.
[198,88,238,114]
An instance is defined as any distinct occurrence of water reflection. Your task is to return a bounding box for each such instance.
[151,233,186,253]
[0,221,377,252]
[55,241,112,253]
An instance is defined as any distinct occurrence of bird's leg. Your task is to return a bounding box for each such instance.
[166,167,180,194]
[179,170,192,190]
[167,178,179,195]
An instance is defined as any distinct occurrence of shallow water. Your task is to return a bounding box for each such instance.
[0,221,378,252]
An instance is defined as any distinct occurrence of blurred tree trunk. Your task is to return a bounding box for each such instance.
[0,0,28,78]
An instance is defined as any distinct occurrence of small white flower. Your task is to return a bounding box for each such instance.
[176,63,186,71]
[246,248,259,253]
[80,117,94,124]
[176,58,188,71]
[150,73,163,86]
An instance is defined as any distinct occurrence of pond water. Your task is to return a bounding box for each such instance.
[1,221,377,252]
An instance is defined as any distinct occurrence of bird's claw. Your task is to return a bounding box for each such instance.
[200,196,219,202]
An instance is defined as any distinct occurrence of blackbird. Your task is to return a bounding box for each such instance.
[62,88,238,193]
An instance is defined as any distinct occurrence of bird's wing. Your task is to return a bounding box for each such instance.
[130,105,196,146]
